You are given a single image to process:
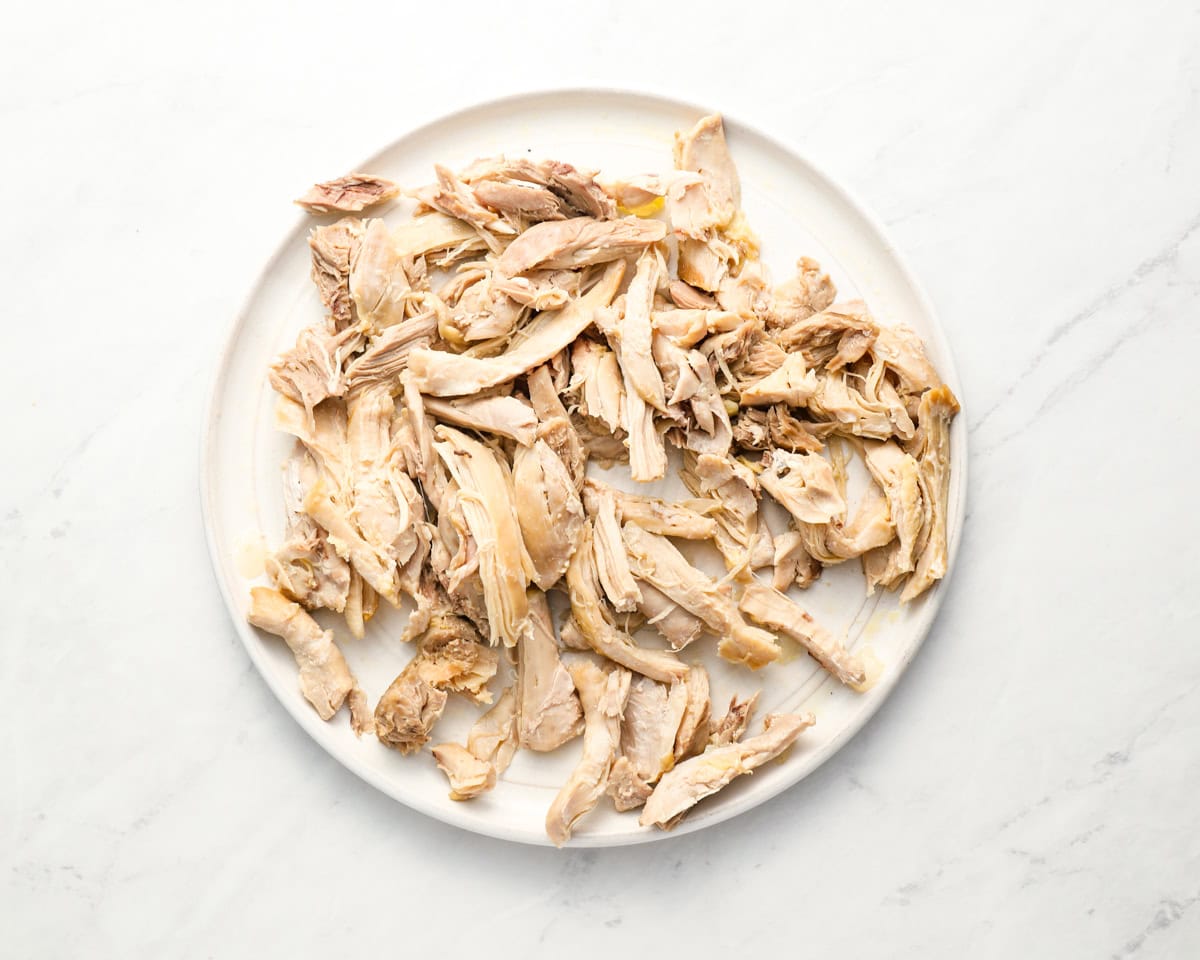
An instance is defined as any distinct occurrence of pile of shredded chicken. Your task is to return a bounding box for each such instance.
[247,114,959,844]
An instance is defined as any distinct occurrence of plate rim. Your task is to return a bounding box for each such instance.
[200,86,968,847]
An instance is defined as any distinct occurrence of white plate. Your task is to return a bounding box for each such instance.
[201,89,966,847]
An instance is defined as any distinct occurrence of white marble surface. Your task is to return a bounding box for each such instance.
[4,1,1199,956]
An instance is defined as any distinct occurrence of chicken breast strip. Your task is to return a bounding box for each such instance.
[512,439,584,589]
[587,483,643,612]
[546,659,631,846]
[518,590,583,751]
[901,385,960,601]
[408,260,625,396]
[499,216,666,275]
[247,587,372,733]
[422,395,538,446]
[640,713,815,828]
[433,426,535,646]
[738,582,866,687]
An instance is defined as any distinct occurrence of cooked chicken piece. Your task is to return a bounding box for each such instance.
[339,568,371,639]
[608,247,668,411]
[679,451,762,578]
[731,407,769,451]
[734,336,787,384]
[620,677,689,782]
[769,256,836,329]
[585,483,643,613]
[518,590,583,751]
[621,523,780,668]
[526,364,588,488]
[433,426,534,646]
[498,216,666,276]
[467,685,520,773]
[269,324,362,421]
[652,308,741,349]
[619,364,668,482]
[668,279,719,310]
[739,582,865,687]
[662,343,733,457]
[441,270,526,344]
[766,405,825,453]
[349,219,414,332]
[512,438,584,589]
[871,324,941,398]
[759,449,846,525]
[546,659,631,846]
[374,662,447,754]
[676,235,735,292]
[557,614,590,651]
[824,479,896,560]
[565,524,688,682]
[491,270,580,310]
[409,260,624,396]
[773,527,822,590]
[431,743,497,800]
[583,479,718,540]
[595,171,704,213]
[669,114,739,238]
[739,353,818,407]
[708,692,759,747]
[569,338,625,435]
[773,301,878,370]
[343,312,438,390]
[267,453,352,612]
[640,713,814,829]
[901,385,959,601]
[416,611,499,702]
[862,440,924,576]
[607,757,654,812]
[856,355,917,437]
[390,212,486,260]
[308,218,363,329]
[472,178,567,222]
[429,482,492,631]
[635,582,705,650]
[422,395,538,446]
[461,157,616,219]
[674,665,712,761]
[416,164,515,244]
[247,587,372,733]
[296,174,400,215]
[717,260,770,320]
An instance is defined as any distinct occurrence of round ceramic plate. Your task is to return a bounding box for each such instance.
[202,89,966,847]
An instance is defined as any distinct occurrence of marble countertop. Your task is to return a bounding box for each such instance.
[5,2,1198,956]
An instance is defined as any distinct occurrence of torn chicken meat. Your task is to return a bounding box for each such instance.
[739,582,865,687]
[296,173,400,215]
[518,590,583,751]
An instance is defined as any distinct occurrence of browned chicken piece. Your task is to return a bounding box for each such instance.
[308,218,363,329]
[247,587,372,733]
[739,582,866,687]
[773,301,878,370]
[269,324,363,422]
[739,353,817,407]
[607,676,689,810]
[588,484,643,612]
[422,395,538,446]
[512,438,584,589]
[759,449,847,525]
[391,212,486,260]
[673,665,712,761]
[679,451,763,578]
[583,479,718,540]
[862,440,924,576]
[769,257,836,329]
[433,426,534,646]
[431,743,497,800]
[708,691,759,747]
[772,527,822,590]
[472,178,568,222]
[871,324,941,398]
[374,663,447,754]
[565,523,688,682]
[641,712,815,828]
[545,659,631,846]
[296,173,400,215]
[621,523,780,668]
[409,260,625,396]
[900,385,959,601]
[635,582,705,650]
[349,219,414,332]
[526,364,588,488]
[519,590,583,751]
[268,453,352,613]
[498,216,666,276]
[343,312,438,391]
[670,113,740,238]
[569,339,626,435]
[668,279,719,310]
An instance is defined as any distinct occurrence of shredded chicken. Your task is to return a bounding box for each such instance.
[296,174,400,215]
[512,439,585,589]
[739,582,865,687]
[518,590,583,750]
[583,479,718,540]
[499,216,666,275]
[431,743,497,801]
[708,691,759,747]
[308,218,363,329]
